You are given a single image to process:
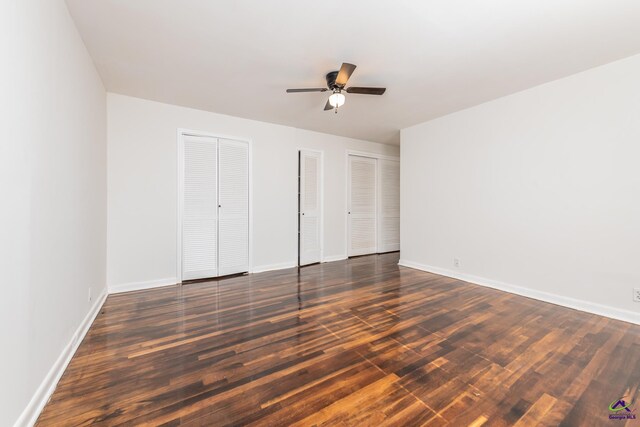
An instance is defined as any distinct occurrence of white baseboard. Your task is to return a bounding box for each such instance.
[14,289,108,427]
[398,259,640,325]
[108,277,178,294]
[251,262,297,274]
[322,254,347,263]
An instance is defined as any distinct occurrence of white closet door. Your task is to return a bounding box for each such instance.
[348,155,377,256]
[299,150,321,266]
[182,135,218,280]
[378,159,400,252]
[218,139,249,276]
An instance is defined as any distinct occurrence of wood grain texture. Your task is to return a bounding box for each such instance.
[37,253,640,426]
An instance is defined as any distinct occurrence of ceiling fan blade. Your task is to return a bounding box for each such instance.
[335,63,356,87]
[286,88,328,93]
[346,87,386,95]
[324,99,333,111]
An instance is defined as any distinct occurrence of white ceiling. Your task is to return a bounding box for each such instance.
[66,0,640,145]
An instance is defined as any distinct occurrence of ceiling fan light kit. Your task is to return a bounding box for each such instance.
[286,62,386,114]
[328,91,346,108]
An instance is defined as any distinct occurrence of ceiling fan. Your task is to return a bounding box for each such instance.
[286,62,386,113]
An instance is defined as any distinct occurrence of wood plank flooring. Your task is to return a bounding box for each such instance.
[37,253,640,426]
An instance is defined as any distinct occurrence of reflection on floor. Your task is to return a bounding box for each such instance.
[38,253,640,426]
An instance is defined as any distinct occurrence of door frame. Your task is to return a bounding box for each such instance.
[176,128,253,282]
[297,148,324,266]
[345,150,400,257]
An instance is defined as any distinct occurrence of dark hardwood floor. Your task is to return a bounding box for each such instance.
[38,253,640,426]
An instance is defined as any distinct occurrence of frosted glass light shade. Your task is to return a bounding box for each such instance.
[328,92,346,108]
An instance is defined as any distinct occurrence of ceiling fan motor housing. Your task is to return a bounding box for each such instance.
[325,71,340,89]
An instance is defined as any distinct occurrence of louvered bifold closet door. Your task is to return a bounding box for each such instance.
[300,151,321,266]
[183,136,218,280]
[218,139,249,276]
[378,159,400,252]
[348,155,377,256]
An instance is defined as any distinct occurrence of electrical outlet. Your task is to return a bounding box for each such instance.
[634,288,640,302]
[453,258,460,268]
[88,287,92,303]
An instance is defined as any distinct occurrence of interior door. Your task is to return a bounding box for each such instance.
[299,150,321,265]
[348,155,377,256]
[182,135,218,280]
[218,138,249,276]
[378,159,400,252]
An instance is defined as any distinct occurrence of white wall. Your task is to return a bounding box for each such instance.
[0,1,107,425]
[107,94,398,289]
[401,54,640,324]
